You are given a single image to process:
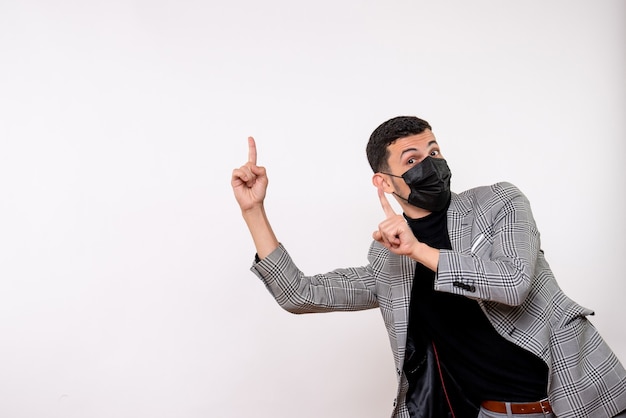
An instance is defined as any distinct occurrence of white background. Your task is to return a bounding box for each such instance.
[0,1,624,417]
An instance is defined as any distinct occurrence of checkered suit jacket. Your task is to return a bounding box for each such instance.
[251,182,626,418]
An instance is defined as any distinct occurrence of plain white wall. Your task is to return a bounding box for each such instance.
[0,0,624,417]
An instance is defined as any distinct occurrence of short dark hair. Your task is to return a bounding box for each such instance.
[366,116,432,172]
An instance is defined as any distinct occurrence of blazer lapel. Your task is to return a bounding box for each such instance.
[447,192,474,252]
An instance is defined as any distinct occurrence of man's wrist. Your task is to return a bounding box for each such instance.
[413,242,439,272]
[241,203,265,220]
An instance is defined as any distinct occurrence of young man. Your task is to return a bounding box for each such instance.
[231,116,626,418]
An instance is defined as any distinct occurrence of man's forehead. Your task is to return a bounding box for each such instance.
[389,133,439,154]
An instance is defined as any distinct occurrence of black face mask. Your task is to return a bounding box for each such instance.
[383,157,452,212]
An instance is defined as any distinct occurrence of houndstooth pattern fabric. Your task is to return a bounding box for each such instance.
[251,182,626,418]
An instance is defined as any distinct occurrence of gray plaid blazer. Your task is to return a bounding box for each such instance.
[251,182,626,418]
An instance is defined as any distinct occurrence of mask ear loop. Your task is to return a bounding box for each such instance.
[391,192,410,204]
[379,173,411,205]
[379,172,403,179]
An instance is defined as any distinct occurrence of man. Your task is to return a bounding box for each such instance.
[231,116,626,417]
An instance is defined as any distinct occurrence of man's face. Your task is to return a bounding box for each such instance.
[375,129,444,217]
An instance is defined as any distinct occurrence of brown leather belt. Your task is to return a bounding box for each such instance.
[481,399,552,415]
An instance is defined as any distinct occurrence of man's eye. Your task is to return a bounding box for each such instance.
[407,158,416,164]
[430,150,440,157]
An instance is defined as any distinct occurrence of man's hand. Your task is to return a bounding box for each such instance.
[373,188,419,256]
[373,188,440,271]
[231,137,268,213]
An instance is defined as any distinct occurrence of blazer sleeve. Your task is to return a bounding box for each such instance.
[435,182,541,306]
[250,243,379,314]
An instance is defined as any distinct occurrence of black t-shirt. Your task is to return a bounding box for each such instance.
[403,206,548,413]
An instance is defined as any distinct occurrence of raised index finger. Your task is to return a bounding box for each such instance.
[378,187,397,219]
[247,136,257,165]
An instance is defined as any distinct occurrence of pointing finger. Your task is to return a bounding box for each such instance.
[248,136,257,165]
[378,187,397,219]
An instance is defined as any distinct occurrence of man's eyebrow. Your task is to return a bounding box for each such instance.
[400,147,418,156]
[400,141,438,157]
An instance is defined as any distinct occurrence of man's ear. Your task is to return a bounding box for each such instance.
[372,173,391,192]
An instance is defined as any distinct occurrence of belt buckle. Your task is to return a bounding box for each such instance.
[539,398,550,415]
